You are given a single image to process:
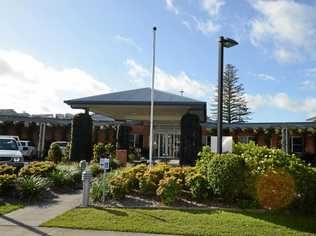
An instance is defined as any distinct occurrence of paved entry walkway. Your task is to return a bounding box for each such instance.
[0,192,172,236]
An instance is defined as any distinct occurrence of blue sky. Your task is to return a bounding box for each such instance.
[0,0,316,122]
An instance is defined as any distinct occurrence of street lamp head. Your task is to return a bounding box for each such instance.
[222,37,238,48]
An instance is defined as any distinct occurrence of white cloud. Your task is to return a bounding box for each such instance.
[305,67,316,77]
[125,59,212,99]
[249,0,316,62]
[247,92,316,116]
[165,0,179,15]
[182,20,191,30]
[300,80,316,90]
[246,94,265,110]
[192,16,219,35]
[254,73,275,81]
[115,35,142,52]
[0,50,111,114]
[200,0,225,16]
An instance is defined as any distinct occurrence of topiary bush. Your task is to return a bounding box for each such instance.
[70,113,93,161]
[206,153,246,202]
[180,113,202,166]
[47,143,63,163]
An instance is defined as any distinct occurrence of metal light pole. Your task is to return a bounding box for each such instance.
[149,27,157,167]
[217,36,238,154]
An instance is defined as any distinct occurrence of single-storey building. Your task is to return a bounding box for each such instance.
[1,88,316,164]
[65,87,316,164]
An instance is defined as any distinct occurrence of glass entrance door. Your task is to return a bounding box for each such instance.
[154,132,180,159]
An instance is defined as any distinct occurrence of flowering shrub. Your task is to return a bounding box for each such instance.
[165,167,192,188]
[0,174,17,193]
[139,163,169,195]
[108,175,128,199]
[93,143,116,163]
[0,164,16,175]
[19,161,56,177]
[121,164,147,191]
[156,176,179,205]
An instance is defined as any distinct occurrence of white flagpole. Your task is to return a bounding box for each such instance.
[149,26,157,167]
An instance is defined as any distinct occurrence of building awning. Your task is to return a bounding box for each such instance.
[65,88,207,122]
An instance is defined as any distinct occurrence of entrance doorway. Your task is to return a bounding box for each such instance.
[154,131,180,159]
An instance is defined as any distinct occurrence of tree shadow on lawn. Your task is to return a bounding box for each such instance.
[93,206,129,216]
[238,210,316,234]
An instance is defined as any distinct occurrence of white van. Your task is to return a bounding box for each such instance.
[0,137,24,166]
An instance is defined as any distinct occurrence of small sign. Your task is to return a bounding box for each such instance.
[100,158,110,170]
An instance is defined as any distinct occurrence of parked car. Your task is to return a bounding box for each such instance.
[0,135,23,152]
[0,137,24,167]
[50,141,69,155]
[20,140,36,159]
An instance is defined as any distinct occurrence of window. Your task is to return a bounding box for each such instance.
[128,134,143,148]
[238,136,256,144]
[291,136,304,153]
[202,136,212,146]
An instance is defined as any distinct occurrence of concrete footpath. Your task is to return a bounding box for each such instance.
[0,192,172,236]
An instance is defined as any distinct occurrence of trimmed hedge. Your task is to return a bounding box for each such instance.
[180,113,202,166]
[70,113,93,161]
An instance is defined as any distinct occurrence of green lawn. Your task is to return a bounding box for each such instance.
[0,203,23,214]
[42,207,316,236]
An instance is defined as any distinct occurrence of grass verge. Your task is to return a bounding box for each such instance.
[0,203,23,214]
[42,207,316,236]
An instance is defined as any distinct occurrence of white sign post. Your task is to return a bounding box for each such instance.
[211,136,233,153]
[100,158,110,203]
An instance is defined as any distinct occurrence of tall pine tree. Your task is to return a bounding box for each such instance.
[211,64,251,123]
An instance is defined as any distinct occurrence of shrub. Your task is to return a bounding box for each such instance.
[165,167,187,188]
[120,164,147,191]
[90,177,109,202]
[0,174,17,194]
[48,166,81,189]
[0,165,16,175]
[19,161,56,177]
[196,146,215,176]
[207,153,246,201]
[256,168,296,210]
[70,113,93,162]
[93,143,106,163]
[156,176,179,205]
[89,163,103,177]
[17,175,50,202]
[108,174,128,199]
[110,158,120,170]
[139,163,169,195]
[180,113,202,166]
[62,143,71,162]
[186,173,210,201]
[47,143,63,163]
